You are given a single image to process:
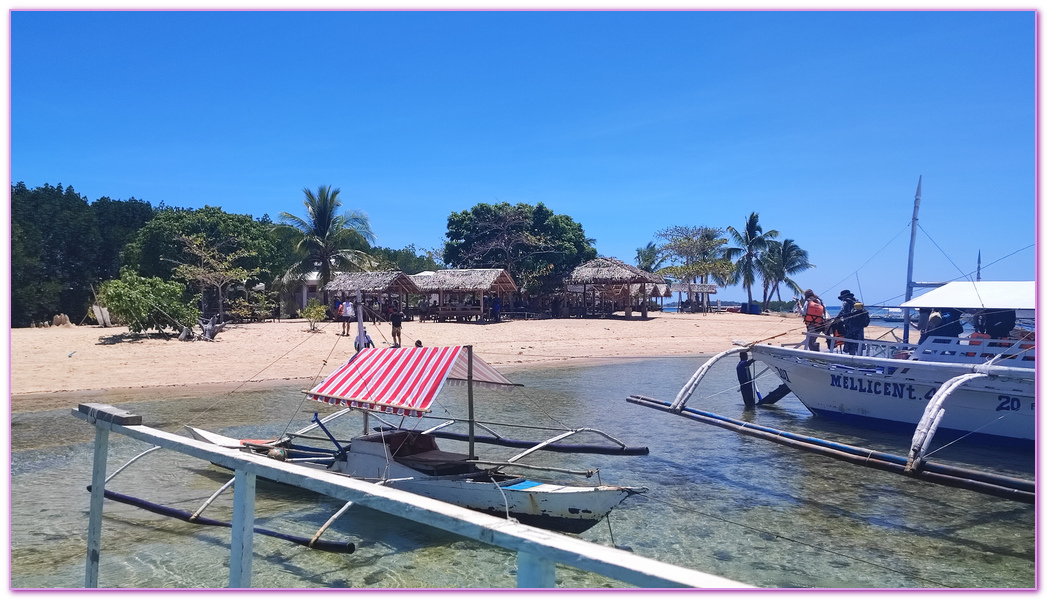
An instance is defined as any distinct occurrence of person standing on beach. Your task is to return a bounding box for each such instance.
[339,298,355,336]
[801,289,827,351]
[390,306,405,348]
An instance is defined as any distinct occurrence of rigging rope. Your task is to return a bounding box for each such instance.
[181,320,343,431]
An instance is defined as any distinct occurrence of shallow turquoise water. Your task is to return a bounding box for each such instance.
[10,356,1035,589]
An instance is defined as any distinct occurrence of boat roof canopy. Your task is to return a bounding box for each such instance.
[306,346,516,418]
[900,281,1035,311]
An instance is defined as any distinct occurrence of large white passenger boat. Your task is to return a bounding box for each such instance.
[750,280,1035,445]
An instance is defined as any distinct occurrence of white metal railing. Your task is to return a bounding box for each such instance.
[786,334,1034,367]
[72,403,751,590]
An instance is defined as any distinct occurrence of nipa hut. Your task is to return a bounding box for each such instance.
[324,271,420,320]
[408,269,517,322]
[567,257,665,319]
[669,282,719,313]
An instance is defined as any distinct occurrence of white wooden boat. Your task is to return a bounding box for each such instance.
[753,281,1034,444]
[188,346,647,534]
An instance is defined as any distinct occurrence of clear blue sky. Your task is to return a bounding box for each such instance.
[9,9,1037,306]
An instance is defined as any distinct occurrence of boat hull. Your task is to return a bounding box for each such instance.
[749,344,1035,443]
[185,427,637,534]
[364,474,630,534]
[336,437,634,533]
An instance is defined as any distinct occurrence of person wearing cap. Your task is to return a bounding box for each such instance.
[835,290,869,354]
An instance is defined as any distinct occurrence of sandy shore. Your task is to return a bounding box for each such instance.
[9,312,890,409]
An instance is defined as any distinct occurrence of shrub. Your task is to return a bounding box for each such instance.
[98,268,200,334]
[301,298,328,331]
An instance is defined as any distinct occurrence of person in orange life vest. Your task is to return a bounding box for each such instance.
[801,289,827,351]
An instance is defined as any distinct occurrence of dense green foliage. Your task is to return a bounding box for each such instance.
[10,182,442,328]
[369,244,444,273]
[655,225,734,286]
[443,202,596,293]
[124,205,278,283]
[97,268,200,334]
[11,182,155,327]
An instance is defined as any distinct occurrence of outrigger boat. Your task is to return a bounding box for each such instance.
[749,280,1035,445]
[628,180,1034,501]
[188,345,648,534]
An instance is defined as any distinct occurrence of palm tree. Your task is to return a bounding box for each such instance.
[759,239,813,306]
[276,185,377,288]
[724,212,779,305]
[635,242,665,273]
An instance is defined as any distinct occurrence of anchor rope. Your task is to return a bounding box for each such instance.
[631,490,953,588]
[180,319,342,431]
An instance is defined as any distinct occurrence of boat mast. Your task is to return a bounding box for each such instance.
[902,176,922,343]
[356,288,368,435]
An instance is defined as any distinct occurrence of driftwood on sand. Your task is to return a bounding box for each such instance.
[198,316,227,341]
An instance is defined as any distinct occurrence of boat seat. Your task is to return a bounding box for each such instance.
[395,449,477,476]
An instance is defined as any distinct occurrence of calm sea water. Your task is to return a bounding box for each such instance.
[11,357,1035,589]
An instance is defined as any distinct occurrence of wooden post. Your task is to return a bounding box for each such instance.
[85,426,110,588]
[641,283,648,319]
[229,468,257,588]
[517,551,556,587]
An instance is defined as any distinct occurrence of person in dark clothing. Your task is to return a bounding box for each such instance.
[737,352,757,409]
[978,309,1016,338]
[390,308,405,348]
[919,307,965,343]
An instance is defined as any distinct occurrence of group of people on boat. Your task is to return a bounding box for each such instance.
[799,288,870,354]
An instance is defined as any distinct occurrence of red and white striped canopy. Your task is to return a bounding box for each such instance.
[306,346,515,418]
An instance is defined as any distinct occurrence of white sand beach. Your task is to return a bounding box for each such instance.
[9,312,891,411]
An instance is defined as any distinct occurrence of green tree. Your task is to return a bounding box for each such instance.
[655,226,734,286]
[759,239,814,305]
[97,268,200,334]
[276,185,376,288]
[91,196,156,281]
[170,234,259,322]
[635,242,666,273]
[443,202,596,293]
[124,205,279,284]
[725,212,779,305]
[11,182,102,326]
[368,244,444,273]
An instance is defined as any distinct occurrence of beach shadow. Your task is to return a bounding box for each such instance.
[96,332,168,345]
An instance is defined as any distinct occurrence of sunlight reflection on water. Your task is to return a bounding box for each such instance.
[11,357,1035,589]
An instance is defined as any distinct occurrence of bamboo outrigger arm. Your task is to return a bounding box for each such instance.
[905,372,990,473]
[670,347,746,412]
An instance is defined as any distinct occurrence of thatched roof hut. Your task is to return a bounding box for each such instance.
[409,269,517,295]
[323,270,420,296]
[669,282,719,313]
[567,257,665,286]
[566,257,664,318]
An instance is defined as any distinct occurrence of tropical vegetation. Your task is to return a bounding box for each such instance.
[443,202,597,294]
[11,179,820,329]
[276,185,377,288]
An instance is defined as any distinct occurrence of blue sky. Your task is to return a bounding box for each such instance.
[9,9,1037,306]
